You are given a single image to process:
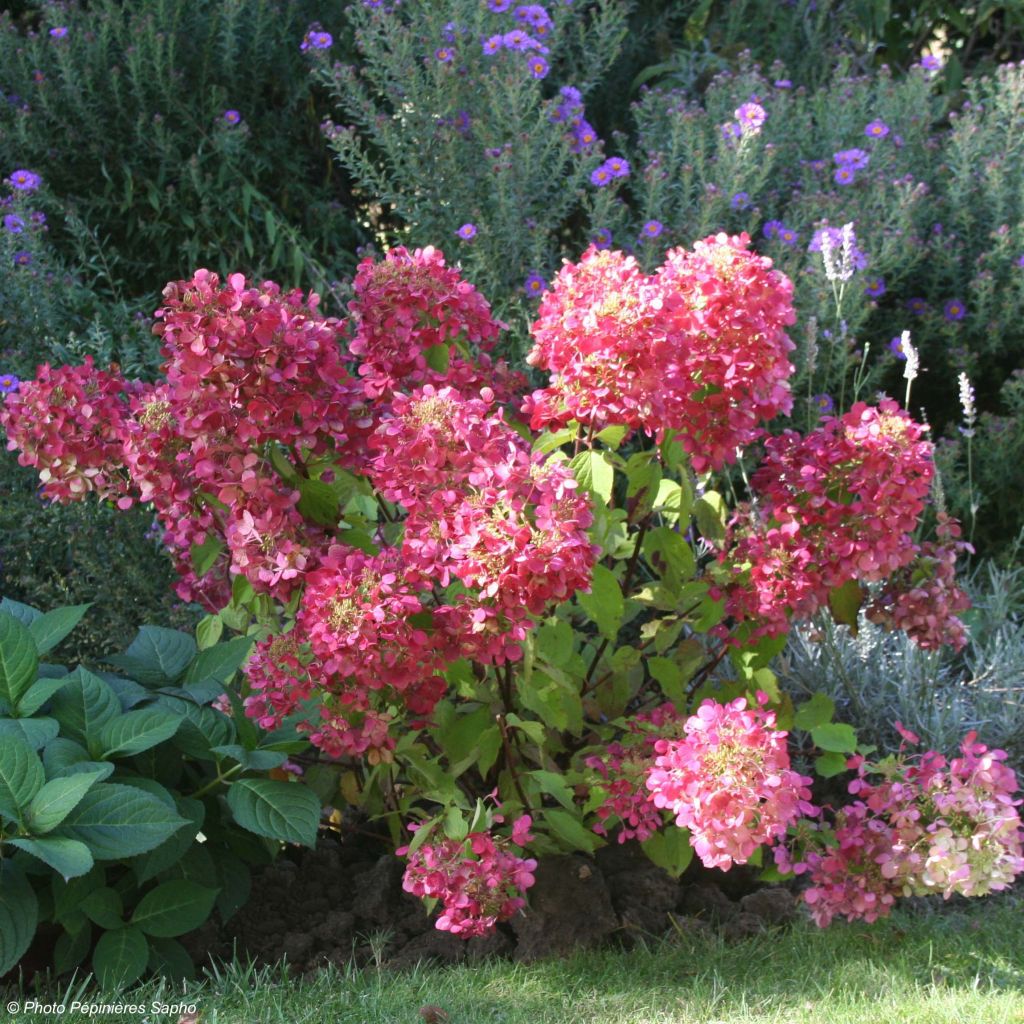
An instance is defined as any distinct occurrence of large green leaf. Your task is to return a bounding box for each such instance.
[0,717,59,749]
[642,827,694,878]
[811,722,858,754]
[544,808,600,853]
[296,476,341,527]
[27,604,91,656]
[54,924,92,975]
[0,597,42,626]
[25,769,108,834]
[0,611,39,707]
[98,707,182,759]
[181,635,254,688]
[9,837,94,881]
[146,936,195,982]
[227,779,321,847]
[128,797,204,885]
[794,693,836,732]
[54,783,187,860]
[107,626,197,686]
[569,449,614,504]
[50,668,121,750]
[577,565,624,641]
[0,737,45,822]
[0,864,38,975]
[93,925,149,990]
[130,880,219,938]
[15,674,71,717]
[79,886,124,929]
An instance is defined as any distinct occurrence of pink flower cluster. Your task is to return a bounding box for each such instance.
[866,514,973,650]
[522,233,795,471]
[780,731,1024,926]
[645,694,816,869]
[1,357,138,503]
[399,817,537,937]
[584,704,685,843]
[720,400,939,638]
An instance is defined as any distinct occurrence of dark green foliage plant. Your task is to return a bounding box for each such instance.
[0,601,321,987]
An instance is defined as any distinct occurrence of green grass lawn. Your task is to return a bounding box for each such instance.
[7,894,1023,1024]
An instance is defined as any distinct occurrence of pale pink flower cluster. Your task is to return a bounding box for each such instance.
[781,731,1024,926]
[522,233,795,471]
[645,695,816,869]
[398,817,537,937]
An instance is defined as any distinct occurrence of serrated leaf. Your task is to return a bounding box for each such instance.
[27,604,91,656]
[98,707,182,758]
[210,745,287,771]
[642,827,694,878]
[443,805,468,841]
[212,851,251,923]
[55,783,187,860]
[694,490,727,544]
[130,880,218,938]
[811,722,858,754]
[0,598,42,625]
[815,751,849,778]
[147,936,195,982]
[527,769,576,811]
[190,534,225,579]
[15,674,71,716]
[570,449,614,504]
[10,837,94,880]
[577,565,624,641]
[181,635,254,688]
[0,717,59,749]
[544,808,600,853]
[50,668,121,749]
[531,427,577,454]
[0,864,38,975]
[195,614,224,651]
[0,736,45,822]
[227,779,321,847]
[296,477,341,527]
[0,611,39,707]
[26,769,107,834]
[80,886,124,929]
[794,693,836,732]
[128,797,204,885]
[107,627,197,686]
[54,923,91,975]
[93,925,148,990]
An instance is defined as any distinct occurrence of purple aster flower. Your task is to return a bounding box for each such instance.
[807,159,827,173]
[482,35,503,55]
[774,79,792,88]
[735,101,766,134]
[4,214,25,234]
[590,165,612,186]
[730,191,750,210]
[524,271,547,295]
[905,297,929,316]
[833,148,870,170]
[0,373,19,395]
[721,121,741,141]
[456,223,477,240]
[641,220,663,239]
[1016,254,1024,268]
[864,276,886,298]
[919,54,942,72]
[943,298,966,322]
[834,166,857,186]
[515,4,553,30]
[527,54,549,78]
[489,0,513,10]
[12,250,32,266]
[865,119,889,139]
[777,226,799,245]
[571,120,598,152]
[435,47,455,63]
[763,220,782,239]
[222,109,241,125]
[8,169,40,191]
[813,394,834,414]
[49,26,68,38]
[300,25,333,52]
[591,227,612,250]
[605,157,630,178]
[502,29,531,50]
[889,336,908,359]
[30,211,45,226]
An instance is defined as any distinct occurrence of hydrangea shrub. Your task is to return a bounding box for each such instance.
[4,235,1021,940]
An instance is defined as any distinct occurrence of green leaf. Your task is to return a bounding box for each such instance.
[0,864,38,975]
[794,693,836,732]
[129,797,204,885]
[643,527,696,585]
[570,449,614,504]
[212,853,250,923]
[531,426,577,454]
[210,745,287,771]
[108,627,197,686]
[147,936,195,982]
[694,490,727,544]
[535,616,575,668]
[0,611,40,707]
[9,837,94,880]
[54,924,92,975]
[443,805,468,842]
[642,827,694,878]
[130,880,219,938]
[438,705,494,768]
[93,925,149,990]
[296,477,341,527]
[828,579,864,634]
[195,614,224,651]
[98,707,182,758]
[181,635,254,688]
[55,783,187,859]
[27,604,91,656]
[0,717,59,749]
[163,699,235,759]
[80,886,124,929]
[653,478,692,526]
[815,752,849,778]
[0,737,45,822]
[227,779,321,847]
[811,723,858,754]
[0,597,42,626]
[15,675,70,716]
[424,342,450,374]
[50,668,122,749]
[577,565,624,641]
[527,770,576,812]
[544,808,600,853]
[190,534,225,579]
[26,769,108,834]
[595,425,629,449]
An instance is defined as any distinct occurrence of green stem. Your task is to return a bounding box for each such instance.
[191,763,244,800]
